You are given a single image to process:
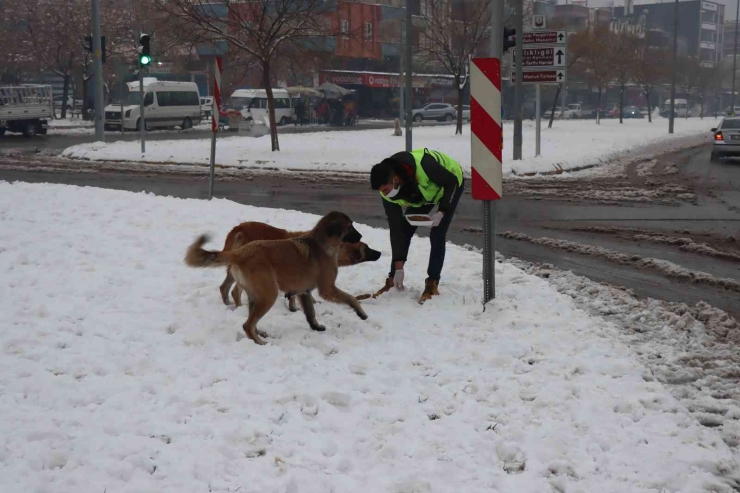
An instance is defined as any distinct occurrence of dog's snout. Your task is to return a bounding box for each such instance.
[343,226,362,244]
[366,248,382,261]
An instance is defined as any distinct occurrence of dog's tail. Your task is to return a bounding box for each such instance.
[185,234,233,268]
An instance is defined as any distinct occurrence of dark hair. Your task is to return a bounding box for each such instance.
[370,159,398,190]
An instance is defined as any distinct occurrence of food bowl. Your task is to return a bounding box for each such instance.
[405,213,434,227]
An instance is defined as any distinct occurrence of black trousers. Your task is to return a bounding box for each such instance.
[382,179,465,281]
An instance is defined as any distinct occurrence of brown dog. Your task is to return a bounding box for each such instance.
[185,211,369,345]
[218,221,381,310]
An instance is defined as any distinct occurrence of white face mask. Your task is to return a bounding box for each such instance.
[384,181,400,198]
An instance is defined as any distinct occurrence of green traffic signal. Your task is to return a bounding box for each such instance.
[140,55,151,66]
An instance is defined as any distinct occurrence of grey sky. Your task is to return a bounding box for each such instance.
[567,0,737,20]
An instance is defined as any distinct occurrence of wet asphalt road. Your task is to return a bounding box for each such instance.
[1,143,739,318]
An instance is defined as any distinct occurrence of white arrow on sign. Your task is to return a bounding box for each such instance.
[512,47,567,68]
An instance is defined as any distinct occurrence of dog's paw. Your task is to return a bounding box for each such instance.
[357,311,369,321]
[257,330,269,339]
[311,324,327,332]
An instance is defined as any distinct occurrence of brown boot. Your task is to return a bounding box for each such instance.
[419,277,440,304]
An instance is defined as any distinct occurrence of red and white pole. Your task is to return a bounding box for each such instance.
[470,57,503,303]
[209,56,222,200]
[211,56,222,133]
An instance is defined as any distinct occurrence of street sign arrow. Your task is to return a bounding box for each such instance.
[511,69,567,85]
[512,46,567,68]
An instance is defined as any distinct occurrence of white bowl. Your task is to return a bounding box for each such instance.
[405,214,434,227]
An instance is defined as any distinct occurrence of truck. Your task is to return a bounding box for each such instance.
[0,85,54,137]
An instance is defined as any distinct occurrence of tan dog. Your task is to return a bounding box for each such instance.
[218,221,381,310]
[185,211,369,345]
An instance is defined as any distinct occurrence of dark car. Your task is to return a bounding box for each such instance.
[624,106,644,119]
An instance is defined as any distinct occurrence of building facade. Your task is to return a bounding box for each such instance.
[614,0,724,66]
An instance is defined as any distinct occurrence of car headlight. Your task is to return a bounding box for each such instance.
[125,109,132,117]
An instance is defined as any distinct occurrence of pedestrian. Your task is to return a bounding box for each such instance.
[370,148,464,304]
[295,99,305,126]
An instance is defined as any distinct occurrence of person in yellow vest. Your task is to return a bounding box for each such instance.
[370,148,465,304]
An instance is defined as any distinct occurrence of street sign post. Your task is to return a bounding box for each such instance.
[532,14,546,30]
[522,31,567,45]
[471,58,503,202]
[511,69,566,84]
[512,46,567,67]
[209,56,223,200]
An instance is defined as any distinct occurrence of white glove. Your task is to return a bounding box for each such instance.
[393,269,405,291]
[431,211,444,227]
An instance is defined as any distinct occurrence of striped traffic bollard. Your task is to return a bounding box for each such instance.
[209,56,222,200]
[471,57,503,303]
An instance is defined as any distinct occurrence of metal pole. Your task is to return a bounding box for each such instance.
[668,0,678,134]
[405,0,413,151]
[399,18,405,128]
[513,0,523,160]
[484,0,504,304]
[535,83,541,156]
[139,62,145,153]
[91,0,105,141]
[120,76,124,136]
[209,131,216,199]
[732,0,739,114]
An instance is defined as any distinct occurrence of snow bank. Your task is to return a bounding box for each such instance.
[1,182,737,492]
[61,118,716,176]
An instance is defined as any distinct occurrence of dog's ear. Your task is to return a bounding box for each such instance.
[325,221,345,238]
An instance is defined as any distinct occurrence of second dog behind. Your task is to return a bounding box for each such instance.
[218,220,381,310]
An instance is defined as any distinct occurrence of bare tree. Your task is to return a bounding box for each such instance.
[576,26,614,125]
[417,0,490,134]
[677,56,702,119]
[633,42,669,123]
[610,30,639,124]
[0,0,34,84]
[157,0,330,151]
[547,28,589,128]
[14,0,91,118]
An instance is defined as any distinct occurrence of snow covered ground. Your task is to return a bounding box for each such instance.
[61,117,716,176]
[1,182,739,492]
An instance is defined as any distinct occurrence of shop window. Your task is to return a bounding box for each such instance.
[365,22,373,41]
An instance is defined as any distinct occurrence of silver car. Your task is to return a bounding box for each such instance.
[412,103,456,123]
[711,117,740,162]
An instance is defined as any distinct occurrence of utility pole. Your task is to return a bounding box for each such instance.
[668,0,679,134]
[399,18,405,130]
[91,0,105,141]
[513,0,523,160]
[732,0,739,114]
[405,0,413,151]
[483,0,504,304]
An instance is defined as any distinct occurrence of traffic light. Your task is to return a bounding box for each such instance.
[84,35,106,63]
[503,27,516,53]
[139,33,151,66]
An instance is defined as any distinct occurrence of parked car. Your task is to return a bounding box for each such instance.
[661,98,691,118]
[543,106,573,119]
[711,117,740,162]
[624,106,644,119]
[461,105,470,121]
[412,103,456,122]
[724,106,740,116]
[567,103,592,119]
[201,96,214,119]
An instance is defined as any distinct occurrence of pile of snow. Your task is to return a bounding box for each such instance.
[1,182,738,492]
[61,118,716,176]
